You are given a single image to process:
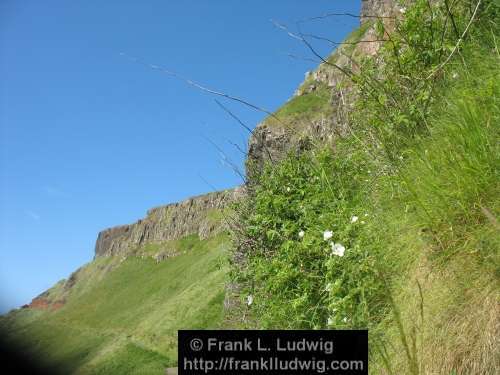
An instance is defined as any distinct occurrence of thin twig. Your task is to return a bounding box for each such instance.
[286,53,321,64]
[444,0,461,38]
[296,12,395,24]
[120,52,286,126]
[201,134,246,182]
[427,0,482,79]
[214,99,274,163]
[214,99,254,135]
[301,33,390,46]
[271,20,353,78]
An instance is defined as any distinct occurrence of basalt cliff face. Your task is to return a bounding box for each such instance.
[24,188,243,310]
[246,0,397,181]
[94,187,243,258]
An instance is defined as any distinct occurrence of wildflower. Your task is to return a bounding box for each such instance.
[286,187,291,192]
[247,295,253,306]
[400,7,406,14]
[298,230,305,238]
[327,317,334,326]
[331,243,346,257]
[325,283,333,292]
[343,317,348,323]
[452,72,459,79]
[351,216,359,223]
[323,230,333,241]
[364,213,369,217]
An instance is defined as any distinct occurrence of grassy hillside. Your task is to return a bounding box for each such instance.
[1,234,229,374]
[230,1,499,373]
[2,1,498,374]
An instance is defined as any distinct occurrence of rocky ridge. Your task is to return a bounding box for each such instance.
[246,0,397,181]
[94,187,243,258]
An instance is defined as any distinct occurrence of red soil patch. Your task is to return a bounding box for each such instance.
[28,297,65,311]
[29,297,51,310]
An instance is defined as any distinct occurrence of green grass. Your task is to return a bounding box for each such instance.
[263,84,332,131]
[230,2,500,371]
[1,233,230,374]
[260,18,372,134]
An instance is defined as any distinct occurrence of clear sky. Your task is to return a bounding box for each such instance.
[0,0,360,313]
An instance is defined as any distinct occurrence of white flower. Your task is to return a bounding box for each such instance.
[286,187,291,192]
[364,213,369,217]
[351,216,359,223]
[327,317,334,326]
[343,317,348,323]
[452,72,459,79]
[247,295,253,306]
[323,230,333,241]
[331,243,346,257]
[400,7,406,14]
[325,283,333,292]
[298,230,305,238]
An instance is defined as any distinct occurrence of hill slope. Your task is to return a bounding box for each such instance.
[0,190,239,373]
[2,1,499,374]
[2,233,229,374]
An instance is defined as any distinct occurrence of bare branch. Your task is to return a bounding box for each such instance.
[214,99,253,135]
[225,138,247,157]
[286,53,321,64]
[215,99,274,163]
[427,0,482,79]
[301,33,390,46]
[120,52,286,126]
[271,20,353,78]
[201,134,246,183]
[197,173,219,192]
[296,12,395,24]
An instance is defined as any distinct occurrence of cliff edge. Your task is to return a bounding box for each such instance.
[94,187,243,258]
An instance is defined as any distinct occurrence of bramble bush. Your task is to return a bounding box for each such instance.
[231,144,392,329]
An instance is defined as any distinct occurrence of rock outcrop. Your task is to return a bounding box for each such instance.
[361,0,396,23]
[94,187,244,257]
[28,295,65,311]
[245,0,398,181]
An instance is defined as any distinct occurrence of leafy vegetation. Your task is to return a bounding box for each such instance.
[231,0,499,373]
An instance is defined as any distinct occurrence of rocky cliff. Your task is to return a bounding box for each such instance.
[246,0,397,181]
[361,0,396,23]
[94,187,243,257]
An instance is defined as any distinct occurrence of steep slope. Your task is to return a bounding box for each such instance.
[0,2,407,373]
[230,1,499,374]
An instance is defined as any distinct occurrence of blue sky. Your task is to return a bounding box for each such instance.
[0,0,360,313]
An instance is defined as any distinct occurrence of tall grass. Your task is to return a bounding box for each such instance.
[230,1,499,372]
